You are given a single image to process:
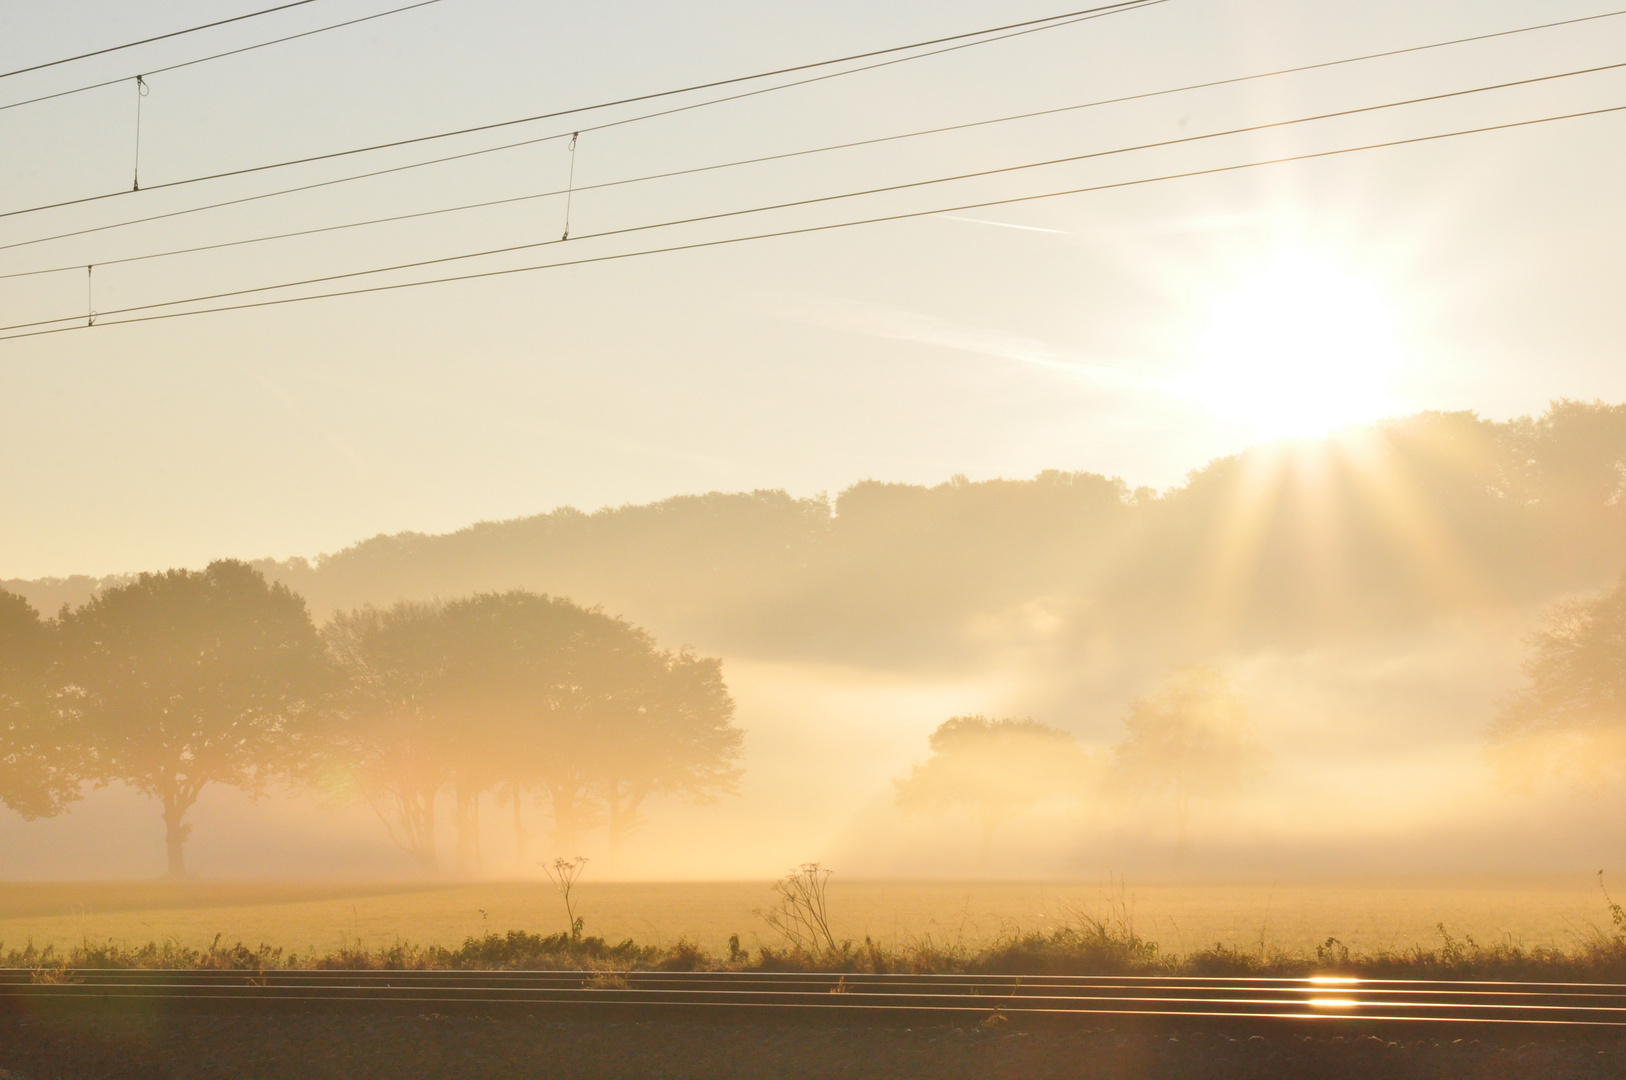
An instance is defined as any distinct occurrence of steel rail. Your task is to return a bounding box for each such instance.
[6,969,1626,1032]
[11,969,1626,995]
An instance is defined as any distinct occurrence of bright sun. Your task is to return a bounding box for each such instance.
[1188,251,1404,440]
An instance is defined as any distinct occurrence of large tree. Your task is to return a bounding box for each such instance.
[434,592,598,872]
[322,591,742,874]
[591,645,741,856]
[321,601,454,873]
[321,594,577,874]
[0,590,81,819]
[56,561,328,876]
[1487,573,1626,788]
[895,715,1092,858]
[451,594,742,865]
[1112,667,1266,844]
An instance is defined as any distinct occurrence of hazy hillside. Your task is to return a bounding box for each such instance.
[249,400,1626,667]
[10,402,1625,673]
[7,400,1626,880]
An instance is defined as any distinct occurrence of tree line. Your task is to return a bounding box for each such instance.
[892,564,1626,857]
[5,399,1594,669]
[0,561,742,876]
[894,667,1267,856]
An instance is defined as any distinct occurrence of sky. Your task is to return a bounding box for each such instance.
[4,0,1626,579]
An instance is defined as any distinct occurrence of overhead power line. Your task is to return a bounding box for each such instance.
[0,0,333,81]
[2,2,1617,258]
[9,102,1623,343]
[5,96,1624,342]
[0,0,449,115]
[0,0,1164,221]
[4,50,1625,283]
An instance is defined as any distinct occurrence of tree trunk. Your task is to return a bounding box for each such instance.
[606,781,646,864]
[409,789,438,873]
[606,786,624,875]
[455,780,482,876]
[360,786,439,873]
[547,781,582,857]
[508,783,530,866]
[161,785,198,878]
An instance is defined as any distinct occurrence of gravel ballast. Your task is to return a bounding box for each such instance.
[3,1014,1626,1079]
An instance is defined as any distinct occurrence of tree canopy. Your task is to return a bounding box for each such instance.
[1112,667,1266,843]
[55,561,329,876]
[2,572,738,878]
[322,591,741,874]
[895,715,1093,856]
[0,589,81,820]
[320,601,454,873]
[1487,573,1626,789]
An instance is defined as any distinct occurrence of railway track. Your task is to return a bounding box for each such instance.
[5,969,1626,1033]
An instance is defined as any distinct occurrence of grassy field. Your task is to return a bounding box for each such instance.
[0,875,1614,959]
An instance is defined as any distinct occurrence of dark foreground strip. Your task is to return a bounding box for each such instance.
[4,970,1626,1035]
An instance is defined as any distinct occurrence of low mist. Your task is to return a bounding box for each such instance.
[4,401,1626,884]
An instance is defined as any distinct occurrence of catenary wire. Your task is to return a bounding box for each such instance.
[0,0,1161,255]
[0,0,1163,221]
[563,2,1165,143]
[1,2,1615,258]
[3,53,1626,283]
[0,0,449,115]
[0,0,335,81]
[0,0,1186,277]
[4,47,1626,281]
[3,62,1620,324]
[4,100,1622,342]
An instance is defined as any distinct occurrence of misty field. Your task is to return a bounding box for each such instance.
[0,876,1615,962]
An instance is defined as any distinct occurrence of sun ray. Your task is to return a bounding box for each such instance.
[1330,423,1488,609]
[1195,443,1292,633]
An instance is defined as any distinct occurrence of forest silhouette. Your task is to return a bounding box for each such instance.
[0,567,740,876]
[4,400,1626,876]
[15,402,1620,669]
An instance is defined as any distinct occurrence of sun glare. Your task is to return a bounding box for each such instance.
[1189,251,1404,440]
